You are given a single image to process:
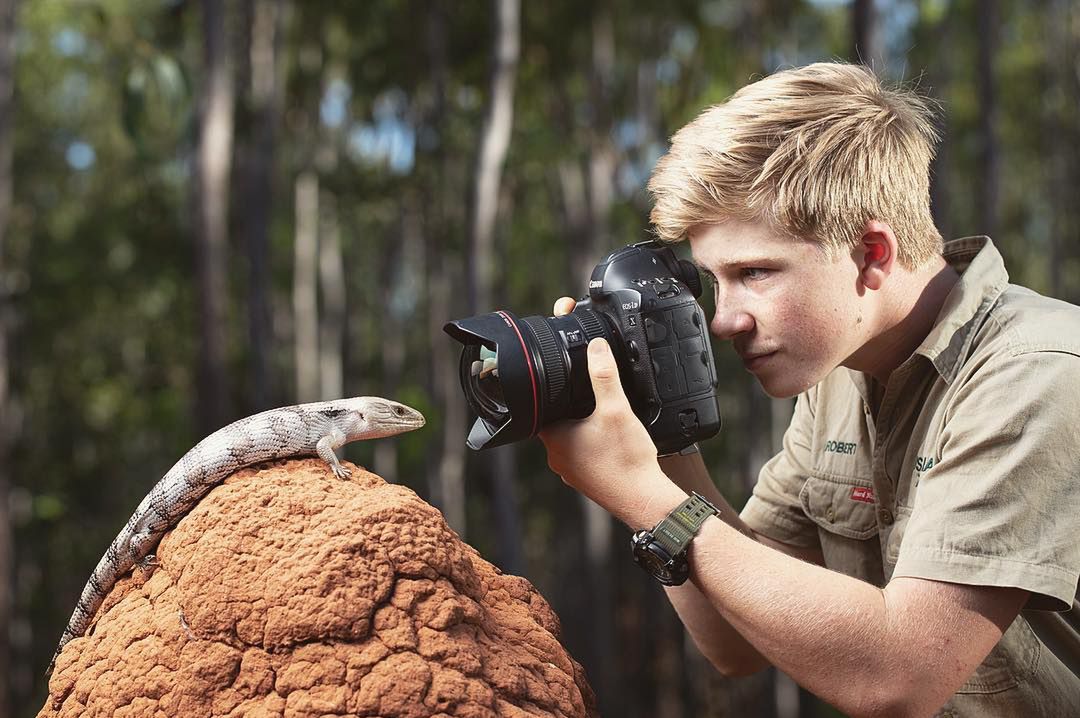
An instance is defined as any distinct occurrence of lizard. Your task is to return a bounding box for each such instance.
[47,396,426,675]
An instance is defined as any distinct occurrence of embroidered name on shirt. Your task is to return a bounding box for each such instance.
[915,456,936,472]
[824,440,858,455]
[851,486,875,503]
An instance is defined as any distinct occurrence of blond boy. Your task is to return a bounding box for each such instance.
[541,63,1080,716]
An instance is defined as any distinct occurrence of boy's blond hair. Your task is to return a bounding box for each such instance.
[647,62,943,268]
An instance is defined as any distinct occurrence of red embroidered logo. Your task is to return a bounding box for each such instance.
[850,486,875,503]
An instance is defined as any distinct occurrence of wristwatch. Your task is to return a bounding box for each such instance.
[631,491,720,586]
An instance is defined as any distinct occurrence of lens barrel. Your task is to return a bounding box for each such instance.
[443,308,614,450]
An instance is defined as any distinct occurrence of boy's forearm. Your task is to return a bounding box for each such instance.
[657,450,755,537]
[656,451,770,675]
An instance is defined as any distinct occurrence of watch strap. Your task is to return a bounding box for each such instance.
[651,491,719,557]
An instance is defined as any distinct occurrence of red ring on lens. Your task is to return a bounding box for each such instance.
[497,310,539,436]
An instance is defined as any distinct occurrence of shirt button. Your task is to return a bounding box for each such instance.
[826,507,836,522]
[878,508,894,525]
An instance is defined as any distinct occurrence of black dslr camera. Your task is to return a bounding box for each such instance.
[443,241,721,454]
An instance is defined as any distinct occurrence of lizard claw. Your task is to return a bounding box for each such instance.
[137,553,160,578]
[332,464,352,479]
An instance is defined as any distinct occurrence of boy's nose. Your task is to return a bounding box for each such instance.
[710,307,754,340]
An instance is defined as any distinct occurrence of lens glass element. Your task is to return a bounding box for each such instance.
[464,344,507,422]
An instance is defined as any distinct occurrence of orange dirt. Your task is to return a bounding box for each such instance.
[41,459,596,718]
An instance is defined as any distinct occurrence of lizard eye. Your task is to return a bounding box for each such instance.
[394,407,405,415]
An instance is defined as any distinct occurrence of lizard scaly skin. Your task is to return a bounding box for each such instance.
[48,396,425,675]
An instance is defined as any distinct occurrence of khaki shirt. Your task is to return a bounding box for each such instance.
[740,237,1080,716]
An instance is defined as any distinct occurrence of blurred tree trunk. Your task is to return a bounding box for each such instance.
[293,169,319,402]
[195,0,235,432]
[553,84,588,282]
[373,194,421,483]
[1044,0,1076,299]
[467,0,518,316]
[976,0,999,239]
[318,188,345,400]
[467,0,521,564]
[423,0,469,534]
[919,0,953,241]
[852,0,880,68]
[239,0,282,411]
[0,1,15,712]
[579,0,618,712]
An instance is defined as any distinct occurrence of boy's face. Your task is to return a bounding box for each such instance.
[688,220,868,398]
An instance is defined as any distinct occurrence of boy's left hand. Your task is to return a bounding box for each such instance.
[538,337,673,526]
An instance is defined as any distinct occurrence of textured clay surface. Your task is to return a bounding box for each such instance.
[41,459,596,718]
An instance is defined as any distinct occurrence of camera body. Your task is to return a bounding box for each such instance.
[443,241,721,454]
[575,241,721,452]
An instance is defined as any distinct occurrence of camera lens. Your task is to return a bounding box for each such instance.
[444,308,615,450]
[462,343,507,424]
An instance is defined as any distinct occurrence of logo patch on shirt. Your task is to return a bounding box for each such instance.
[915,456,936,473]
[850,486,875,503]
[824,440,858,455]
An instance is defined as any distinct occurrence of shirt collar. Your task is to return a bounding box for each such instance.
[914,236,1010,383]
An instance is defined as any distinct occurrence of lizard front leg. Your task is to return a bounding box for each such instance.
[316,427,352,479]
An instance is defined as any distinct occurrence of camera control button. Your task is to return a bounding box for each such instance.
[562,328,586,348]
[651,347,684,400]
[657,283,681,299]
[673,306,699,339]
[680,338,712,391]
[628,340,641,362]
[678,409,699,434]
[645,317,668,344]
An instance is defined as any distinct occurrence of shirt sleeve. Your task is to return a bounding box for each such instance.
[739,386,821,549]
[892,349,1080,611]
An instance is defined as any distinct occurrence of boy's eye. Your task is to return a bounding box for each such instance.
[742,267,771,280]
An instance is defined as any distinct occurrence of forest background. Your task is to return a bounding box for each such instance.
[1,0,1078,716]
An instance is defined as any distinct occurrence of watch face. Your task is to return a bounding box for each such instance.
[631,531,688,585]
[636,546,672,579]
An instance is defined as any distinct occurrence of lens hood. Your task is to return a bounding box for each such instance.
[443,311,544,450]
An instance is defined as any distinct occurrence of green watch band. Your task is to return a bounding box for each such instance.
[652,491,719,557]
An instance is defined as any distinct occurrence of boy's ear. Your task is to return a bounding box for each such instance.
[857,220,898,291]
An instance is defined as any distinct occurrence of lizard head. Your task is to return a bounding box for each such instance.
[344,397,427,440]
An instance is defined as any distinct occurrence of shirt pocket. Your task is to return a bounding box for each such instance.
[799,475,884,586]
[800,475,879,540]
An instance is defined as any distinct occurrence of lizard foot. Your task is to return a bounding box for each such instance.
[137,553,160,577]
[332,464,352,480]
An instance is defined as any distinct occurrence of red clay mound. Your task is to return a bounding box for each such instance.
[41,458,596,718]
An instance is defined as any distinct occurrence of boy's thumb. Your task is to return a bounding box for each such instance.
[587,338,627,407]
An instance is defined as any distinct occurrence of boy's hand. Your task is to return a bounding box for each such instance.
[552,296,576,316]
[539,298,674,526]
